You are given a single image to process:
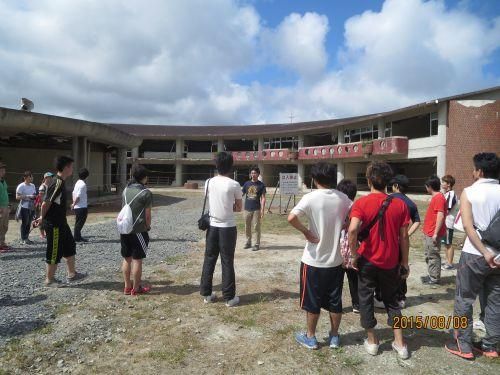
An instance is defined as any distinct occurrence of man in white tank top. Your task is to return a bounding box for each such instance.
[445,153,500,360]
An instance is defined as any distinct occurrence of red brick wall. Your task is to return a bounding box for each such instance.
[446,100,500,195]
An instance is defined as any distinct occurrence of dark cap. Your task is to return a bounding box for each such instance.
[390,174,409,188]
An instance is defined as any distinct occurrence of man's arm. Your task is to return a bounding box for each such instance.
[287,212,319,243]
[408,221,420,237]
[145,207,152,230]
[399,225,410,277]
[461,190,497,268]
[34,201,52,226]
[233,199,242,212]
[347,217,361,256]
[260,193,266,218]
[433,211,445,244]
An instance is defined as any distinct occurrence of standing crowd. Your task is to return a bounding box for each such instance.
[0,151,498,361]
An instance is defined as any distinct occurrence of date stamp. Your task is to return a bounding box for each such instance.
[393,315,468,330]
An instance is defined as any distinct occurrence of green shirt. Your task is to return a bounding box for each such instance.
[0,179,8,207]
[122,183,153,233]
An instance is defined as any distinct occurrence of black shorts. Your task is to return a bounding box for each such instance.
[46,223,76,264]
[441,228,454,246]
[299,262,344,314]
[121,232,149,260]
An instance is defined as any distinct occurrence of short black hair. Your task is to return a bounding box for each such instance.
[336,179,357,201]
[473,153,499,179]
[366,161,393,190]
[78,168,89,180]
[250,166,260,175]
[311,162,336,188]
[55,155,74,172]
[131,164,148,183]
[390,174,410,194]
[23,170,32,178]
[425,175,441,192]
[215,152,234,175]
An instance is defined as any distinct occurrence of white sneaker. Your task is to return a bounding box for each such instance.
[225,296,240,307]
[363,339,379,356]
[398,300,406,309]
[473,320,486,332]
[392,341,410,360]
[374,298,385,309]
[203,293,217,303]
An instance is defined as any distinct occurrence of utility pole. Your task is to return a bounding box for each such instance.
[289,112,295,124]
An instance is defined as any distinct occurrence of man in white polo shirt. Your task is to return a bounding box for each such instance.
[288,162,352,350]
[71,168,89,242]
[446,153,500,360]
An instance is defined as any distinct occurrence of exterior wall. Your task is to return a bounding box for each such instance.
[446,100,500,194]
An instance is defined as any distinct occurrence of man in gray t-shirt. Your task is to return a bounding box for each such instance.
[120,165,153,296]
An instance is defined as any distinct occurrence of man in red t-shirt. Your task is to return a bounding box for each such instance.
[421,175,446,285]
[348,162,410,360]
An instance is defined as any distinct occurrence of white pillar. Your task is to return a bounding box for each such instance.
[297,162,305,191]
[176,138,184,158]
[298,134,305,148]
[118,148,127,192]
[79,136,88,168]
[258,137,264,152]
[132,147,139,159]
[174,162,183,187]
[217,138,224,153]
[337,127,344,144]
[104,152,112,190]
[337,161,345,184]
[377,119,384,139]
[436,102,448,177]
[72,137,79,186]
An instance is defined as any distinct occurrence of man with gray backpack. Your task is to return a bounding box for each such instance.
[445,152,500,360]
[117,164,153,296]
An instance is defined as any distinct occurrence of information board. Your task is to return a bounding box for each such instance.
[279,173,299,195]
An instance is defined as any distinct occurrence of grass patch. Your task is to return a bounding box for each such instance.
[220,313,257,328]
[275,324,298,337]
[34,324,54,335]
[148,345,190,365]
[165,254,184,264]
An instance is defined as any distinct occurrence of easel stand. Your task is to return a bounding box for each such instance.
[267,181,296,215]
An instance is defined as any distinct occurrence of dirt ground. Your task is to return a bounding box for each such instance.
[1,192,499,374]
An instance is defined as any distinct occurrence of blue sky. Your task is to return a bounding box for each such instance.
[0,0,499,125]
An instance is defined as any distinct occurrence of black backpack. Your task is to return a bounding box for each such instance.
[478,209,500,250]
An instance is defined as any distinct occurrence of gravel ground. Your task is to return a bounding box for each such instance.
[0,193,201,347]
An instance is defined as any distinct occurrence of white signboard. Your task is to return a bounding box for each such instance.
[280,173,299,195]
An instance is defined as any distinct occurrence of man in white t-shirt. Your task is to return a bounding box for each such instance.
[71,168,89,242]
[288,162,352,350]
[16,171,37,245]
[200,152,243,307]
[445,153,500,360]
[441,175,458,270]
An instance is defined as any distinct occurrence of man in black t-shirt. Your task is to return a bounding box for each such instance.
[242,167,266,251]
[34,156,87,287]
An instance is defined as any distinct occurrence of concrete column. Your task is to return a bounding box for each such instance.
[118,148,127,192]
[298,134,305,148]
[258,163,265,183]
[337,161,345,184]
[297,162,305,191]
[337,127,344,144]
[174,162,183,187]
[176,138,184,158]
[79,136,88,168]
[132,147,139,159]
[436,102,448,177]
[377,119,384,139]
[217,138,224,153]
[104,152,112,191]
[71,137,80,185]
[258,137,264,152]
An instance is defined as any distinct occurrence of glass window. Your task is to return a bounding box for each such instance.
[430,112,438,136]
[385,122,392,137]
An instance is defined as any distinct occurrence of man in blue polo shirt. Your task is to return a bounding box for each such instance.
[242,167,266,251]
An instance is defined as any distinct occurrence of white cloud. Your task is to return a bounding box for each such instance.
[0,0,498,126]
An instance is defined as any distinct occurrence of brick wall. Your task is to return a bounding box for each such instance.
[446,100,500,195]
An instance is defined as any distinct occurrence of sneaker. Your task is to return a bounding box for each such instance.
[0,245,12,253]
[75,238,89,243]
[25,239,34,245]
[398,300,406,309]
[295,332,319,350]
[252,245,260,251]
[445,341,474,360]
[45,278,64,288]
[67,272,88,283]
[328,333,340,349]
[203,293,217,303]
[392,341,410,360]
[421,276,439,285]
[374,297,385,309]
[131,285,151,296]
[352,305,360,314]
[472,341,499,358]
[124,287,133,295]
[441,263,455,270]
[472,320,486,332]
[244,242,252,249]
[225,296,240,307]
[364,339,379,356]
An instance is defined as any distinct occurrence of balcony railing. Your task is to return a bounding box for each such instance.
[232,149,298,162]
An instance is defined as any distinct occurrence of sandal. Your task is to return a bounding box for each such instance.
[131,285,151,296]
[124,287,133,295]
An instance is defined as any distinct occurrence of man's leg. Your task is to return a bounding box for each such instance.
[200,227,220,297]
[219,226,237,301]
[0,207,8,245]
[482,269,500,349]
[425,235,441,282]
[378,265,404,348]
[65,255,76,277]
[245,211,253,246]
[45,225,60,283]
[131,259,143,289]
[122,257,132,289]
[46,263,58,283]
[357,258,378,343]
[74,208,84,241]
[254,211,261,247]
[329,312,342,337]
[346,269,359,308]
[20,207,30,240]
[306,312,320,338]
